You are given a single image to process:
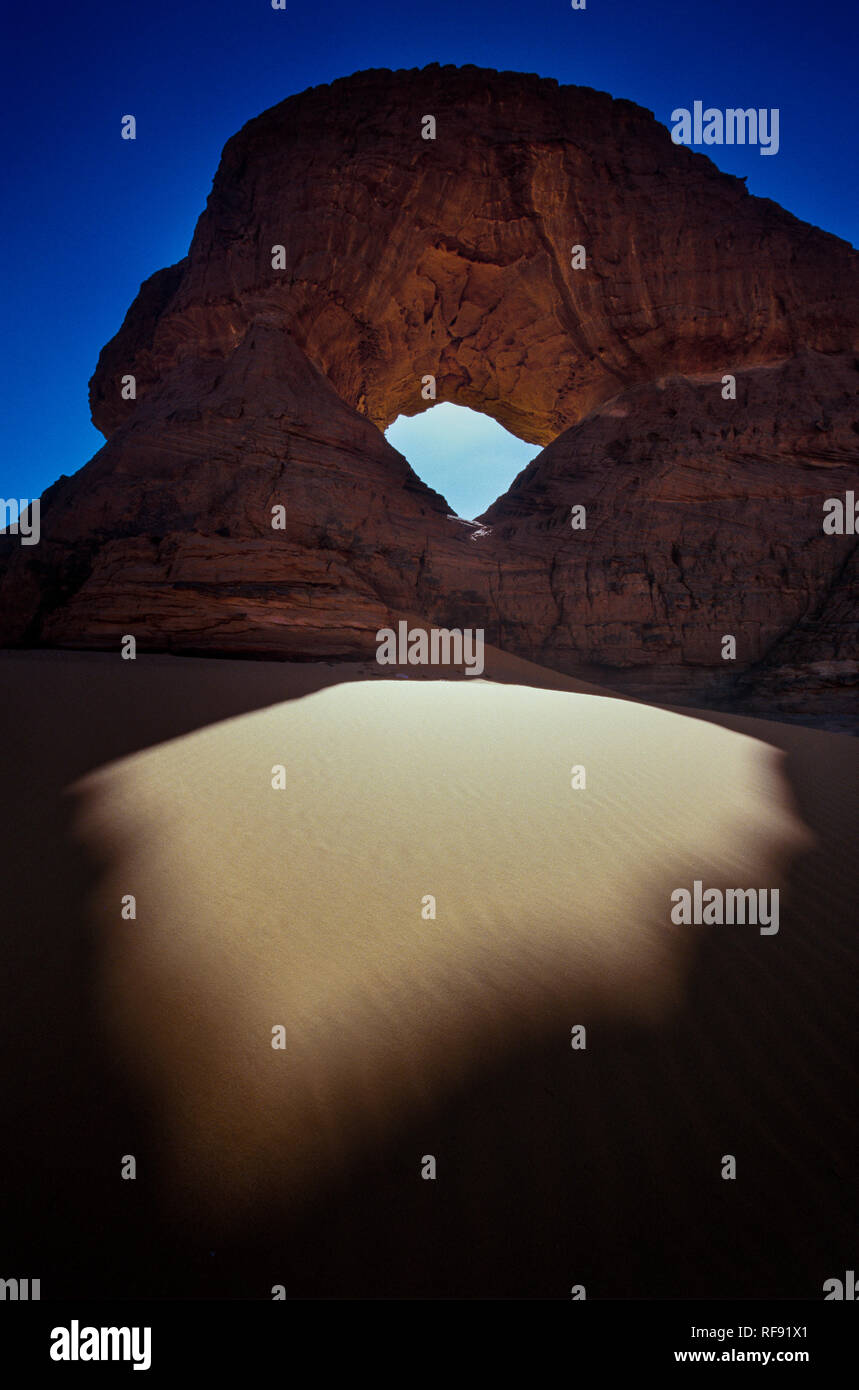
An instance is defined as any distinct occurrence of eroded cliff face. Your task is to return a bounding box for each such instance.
[480,351,859,709]
[1,65,857,724]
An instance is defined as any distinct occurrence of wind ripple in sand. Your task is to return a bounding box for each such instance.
[72,680,810,1216]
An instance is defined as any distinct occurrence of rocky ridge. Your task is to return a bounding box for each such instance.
[1,65,857,726]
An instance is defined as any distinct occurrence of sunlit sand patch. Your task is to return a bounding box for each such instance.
[72,680,810,1218]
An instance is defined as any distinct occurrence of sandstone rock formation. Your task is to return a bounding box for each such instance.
[1,65,857,725]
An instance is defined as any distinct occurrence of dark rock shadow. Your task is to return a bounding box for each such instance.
[0,651,855,1299]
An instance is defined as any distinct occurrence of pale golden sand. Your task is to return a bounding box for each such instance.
[72,671,810,1206]
[1,648,856,1297]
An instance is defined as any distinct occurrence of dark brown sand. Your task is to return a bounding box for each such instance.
[0,648,855,1298]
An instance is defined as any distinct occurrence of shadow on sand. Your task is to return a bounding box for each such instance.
[0,650,855,1298]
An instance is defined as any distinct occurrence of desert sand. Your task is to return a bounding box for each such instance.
[0,645,856,1298]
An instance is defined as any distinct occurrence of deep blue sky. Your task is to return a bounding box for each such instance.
[2,0,856,509]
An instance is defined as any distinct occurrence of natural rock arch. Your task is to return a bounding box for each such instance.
[3,65,858,722]
[91,66,855,446]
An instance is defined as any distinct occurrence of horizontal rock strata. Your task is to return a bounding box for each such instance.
[1,65,857,725]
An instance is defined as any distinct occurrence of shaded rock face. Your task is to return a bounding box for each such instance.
[1,65,857,724]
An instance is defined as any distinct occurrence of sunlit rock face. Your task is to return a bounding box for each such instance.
[1,65,857,723]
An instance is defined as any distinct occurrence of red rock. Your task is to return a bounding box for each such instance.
[1,65,857,727]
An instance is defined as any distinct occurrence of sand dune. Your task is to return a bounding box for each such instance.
[0,648,856,1298]
[72,676,812,1217]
